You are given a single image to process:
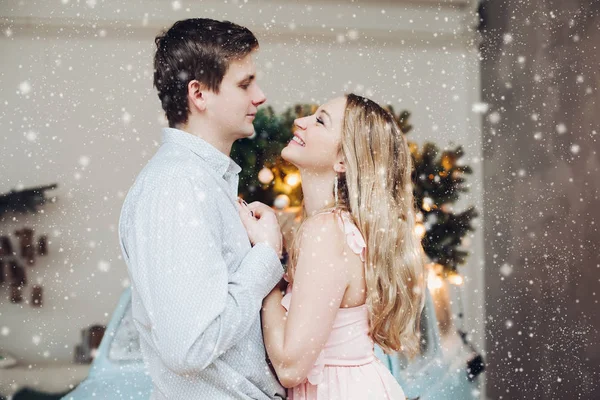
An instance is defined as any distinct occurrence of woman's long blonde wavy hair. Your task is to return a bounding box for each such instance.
[287,94,426,357]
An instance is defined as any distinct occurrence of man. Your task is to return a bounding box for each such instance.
[118,18,286,399]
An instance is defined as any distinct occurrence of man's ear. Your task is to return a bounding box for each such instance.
[187,80,207,112]
[333,160,346,173]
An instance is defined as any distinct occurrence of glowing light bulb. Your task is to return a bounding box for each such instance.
[258,167,275,184]
[447,273,464,286]
[414,223,426,238]
[422,197,433,212]
[274,194,291,210]
[427,272,443,291]
[284,173,301,188]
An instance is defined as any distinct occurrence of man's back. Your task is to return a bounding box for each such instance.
[118,128,285,399]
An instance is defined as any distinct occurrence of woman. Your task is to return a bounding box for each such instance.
[240,94,425,399]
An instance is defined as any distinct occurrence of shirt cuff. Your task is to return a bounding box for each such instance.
[246,242,284,297]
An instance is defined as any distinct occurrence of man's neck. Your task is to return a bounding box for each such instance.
[177,120,233,156]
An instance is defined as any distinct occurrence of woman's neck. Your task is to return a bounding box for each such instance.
[299,170,337,216]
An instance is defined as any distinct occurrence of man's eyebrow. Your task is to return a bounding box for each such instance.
[238,74,255,84]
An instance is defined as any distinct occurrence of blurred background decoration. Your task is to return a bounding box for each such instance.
[0,184,58,218]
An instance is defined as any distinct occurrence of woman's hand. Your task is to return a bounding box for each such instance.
[237,199,283,258]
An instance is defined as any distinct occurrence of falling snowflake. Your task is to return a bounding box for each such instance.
[25,130,38,142]
[472,102,489,113]
[19,81,31,95]
[79,156,91,167]
[98,260,111,272]
[488,111,501,124]
[347,29,359,41]
[177,71,189,81]
[570,144,580,154]
[500,263,513,277]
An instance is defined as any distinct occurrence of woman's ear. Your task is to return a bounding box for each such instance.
[188,80,207,112]
[333,160,346,173]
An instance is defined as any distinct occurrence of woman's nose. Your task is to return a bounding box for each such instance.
[294,117,307,130]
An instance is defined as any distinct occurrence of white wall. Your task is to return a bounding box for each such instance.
[0,0,484,370]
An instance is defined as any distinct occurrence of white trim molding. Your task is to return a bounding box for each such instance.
[2,0,479,47]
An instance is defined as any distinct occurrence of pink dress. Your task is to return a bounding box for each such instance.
[281,210,406,400]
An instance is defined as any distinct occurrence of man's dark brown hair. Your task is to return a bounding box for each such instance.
[153,18,259,127]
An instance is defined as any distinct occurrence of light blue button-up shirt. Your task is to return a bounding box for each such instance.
[119,128,286,399]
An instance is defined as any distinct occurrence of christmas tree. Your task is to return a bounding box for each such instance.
[232,105,477,275]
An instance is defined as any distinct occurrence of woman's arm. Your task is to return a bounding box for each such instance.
[261,213,350,388]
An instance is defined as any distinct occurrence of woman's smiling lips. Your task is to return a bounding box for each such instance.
[290,133,306,147]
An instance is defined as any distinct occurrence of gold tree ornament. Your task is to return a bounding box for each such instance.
[441,152,455,171]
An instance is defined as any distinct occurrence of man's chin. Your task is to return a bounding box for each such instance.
[234,129,256,140]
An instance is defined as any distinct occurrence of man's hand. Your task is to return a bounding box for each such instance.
[238,200,283,258]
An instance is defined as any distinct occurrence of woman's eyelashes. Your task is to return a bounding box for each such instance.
[316,116,325,126]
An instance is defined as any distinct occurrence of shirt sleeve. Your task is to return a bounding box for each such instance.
[124,175,283,375]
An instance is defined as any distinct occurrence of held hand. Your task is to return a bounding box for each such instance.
[238,199,283,258]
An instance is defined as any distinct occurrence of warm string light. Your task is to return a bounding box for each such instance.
[414,223,426,239]
[284,172,301,188]
[258,167,274,184]
[427,263,464,292]
[447,272,464,286]
[427,270,444,292]
[274,194,290,210]
[257,166,301,208]
[422,197,433,212]
[427,263,444,292]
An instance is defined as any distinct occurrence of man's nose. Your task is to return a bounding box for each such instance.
[252,86,266,107]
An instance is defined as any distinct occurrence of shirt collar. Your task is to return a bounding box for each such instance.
[161,127,242,178]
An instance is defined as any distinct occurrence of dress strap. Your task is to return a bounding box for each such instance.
[334,210,367,262]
